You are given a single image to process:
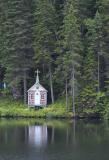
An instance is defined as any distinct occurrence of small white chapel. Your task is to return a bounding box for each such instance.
[28,70,47,108]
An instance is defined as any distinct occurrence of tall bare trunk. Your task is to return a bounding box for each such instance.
[49,64,54,104]
[72,65,75,117]
[98,53,100,92]
[24,70,27,104]
[66,79,68,111]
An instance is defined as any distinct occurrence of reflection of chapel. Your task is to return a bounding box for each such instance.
[28,70,47,107]
[28,126,48,147]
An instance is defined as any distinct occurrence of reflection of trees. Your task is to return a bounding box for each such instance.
[75,120,109,146]
[0,120,72,149]
[47,126,55,144]
[73,120,76,146]
[46,120,109,149]
[47,123,72,146]
[66,120,76,146]
[0,119,108,152]
[0,126,28,148]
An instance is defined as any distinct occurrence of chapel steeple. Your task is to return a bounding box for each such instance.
[36,69,39,84]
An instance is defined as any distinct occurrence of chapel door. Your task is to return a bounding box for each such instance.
[35,91,40,106]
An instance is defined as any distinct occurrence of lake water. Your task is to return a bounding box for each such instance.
[0,119,109,160]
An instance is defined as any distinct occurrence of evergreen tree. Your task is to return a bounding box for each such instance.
[59,0,82,114]
[0,0,35,103]
[84,11,104,92]
[97,0,109,93]
[78,4,105,110]
[34,0,58,103]
[0,0,109,114]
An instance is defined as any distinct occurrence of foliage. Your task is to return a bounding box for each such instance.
[0,98,73,118]
[0,0,34,82]
[1,0,109,118]
[0,89,11,97]
[78,86,106,117]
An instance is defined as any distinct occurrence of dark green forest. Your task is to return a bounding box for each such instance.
[0,0,109,117]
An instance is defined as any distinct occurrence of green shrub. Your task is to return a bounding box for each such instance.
[0,98,73,118]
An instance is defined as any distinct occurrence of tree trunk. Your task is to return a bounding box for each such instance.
[12,79,21,100]
[66,79,68,111]
[98,53,100,92]
[49,64,54,104]
[23,70,27,104]
[72,65,75,117]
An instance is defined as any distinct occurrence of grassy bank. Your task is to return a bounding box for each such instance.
[0,98,73,119]
[0,97,106,119]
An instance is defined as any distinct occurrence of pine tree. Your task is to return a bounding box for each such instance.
[59,0,82,114]
[78,0,97,19]
[78,2,106,110]
[0,0,35,103]
[84,11,104,92]
[97,0,109,93]
[34,0,58,103]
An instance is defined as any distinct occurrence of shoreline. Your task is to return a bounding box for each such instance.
[0,111,101,120]
[0,98,103,120]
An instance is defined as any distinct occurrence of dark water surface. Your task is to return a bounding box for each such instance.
[0,119,109,160]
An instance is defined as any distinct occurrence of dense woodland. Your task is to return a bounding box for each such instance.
[0,0,109,115]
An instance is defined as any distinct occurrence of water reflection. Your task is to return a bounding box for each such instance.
[0,119,108,160]
[0,119,103,148]
[0,119,73,148]
[28,121,73,147]
[28,126,47,147]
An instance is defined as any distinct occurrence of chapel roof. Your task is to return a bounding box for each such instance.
[27,69,47,92]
